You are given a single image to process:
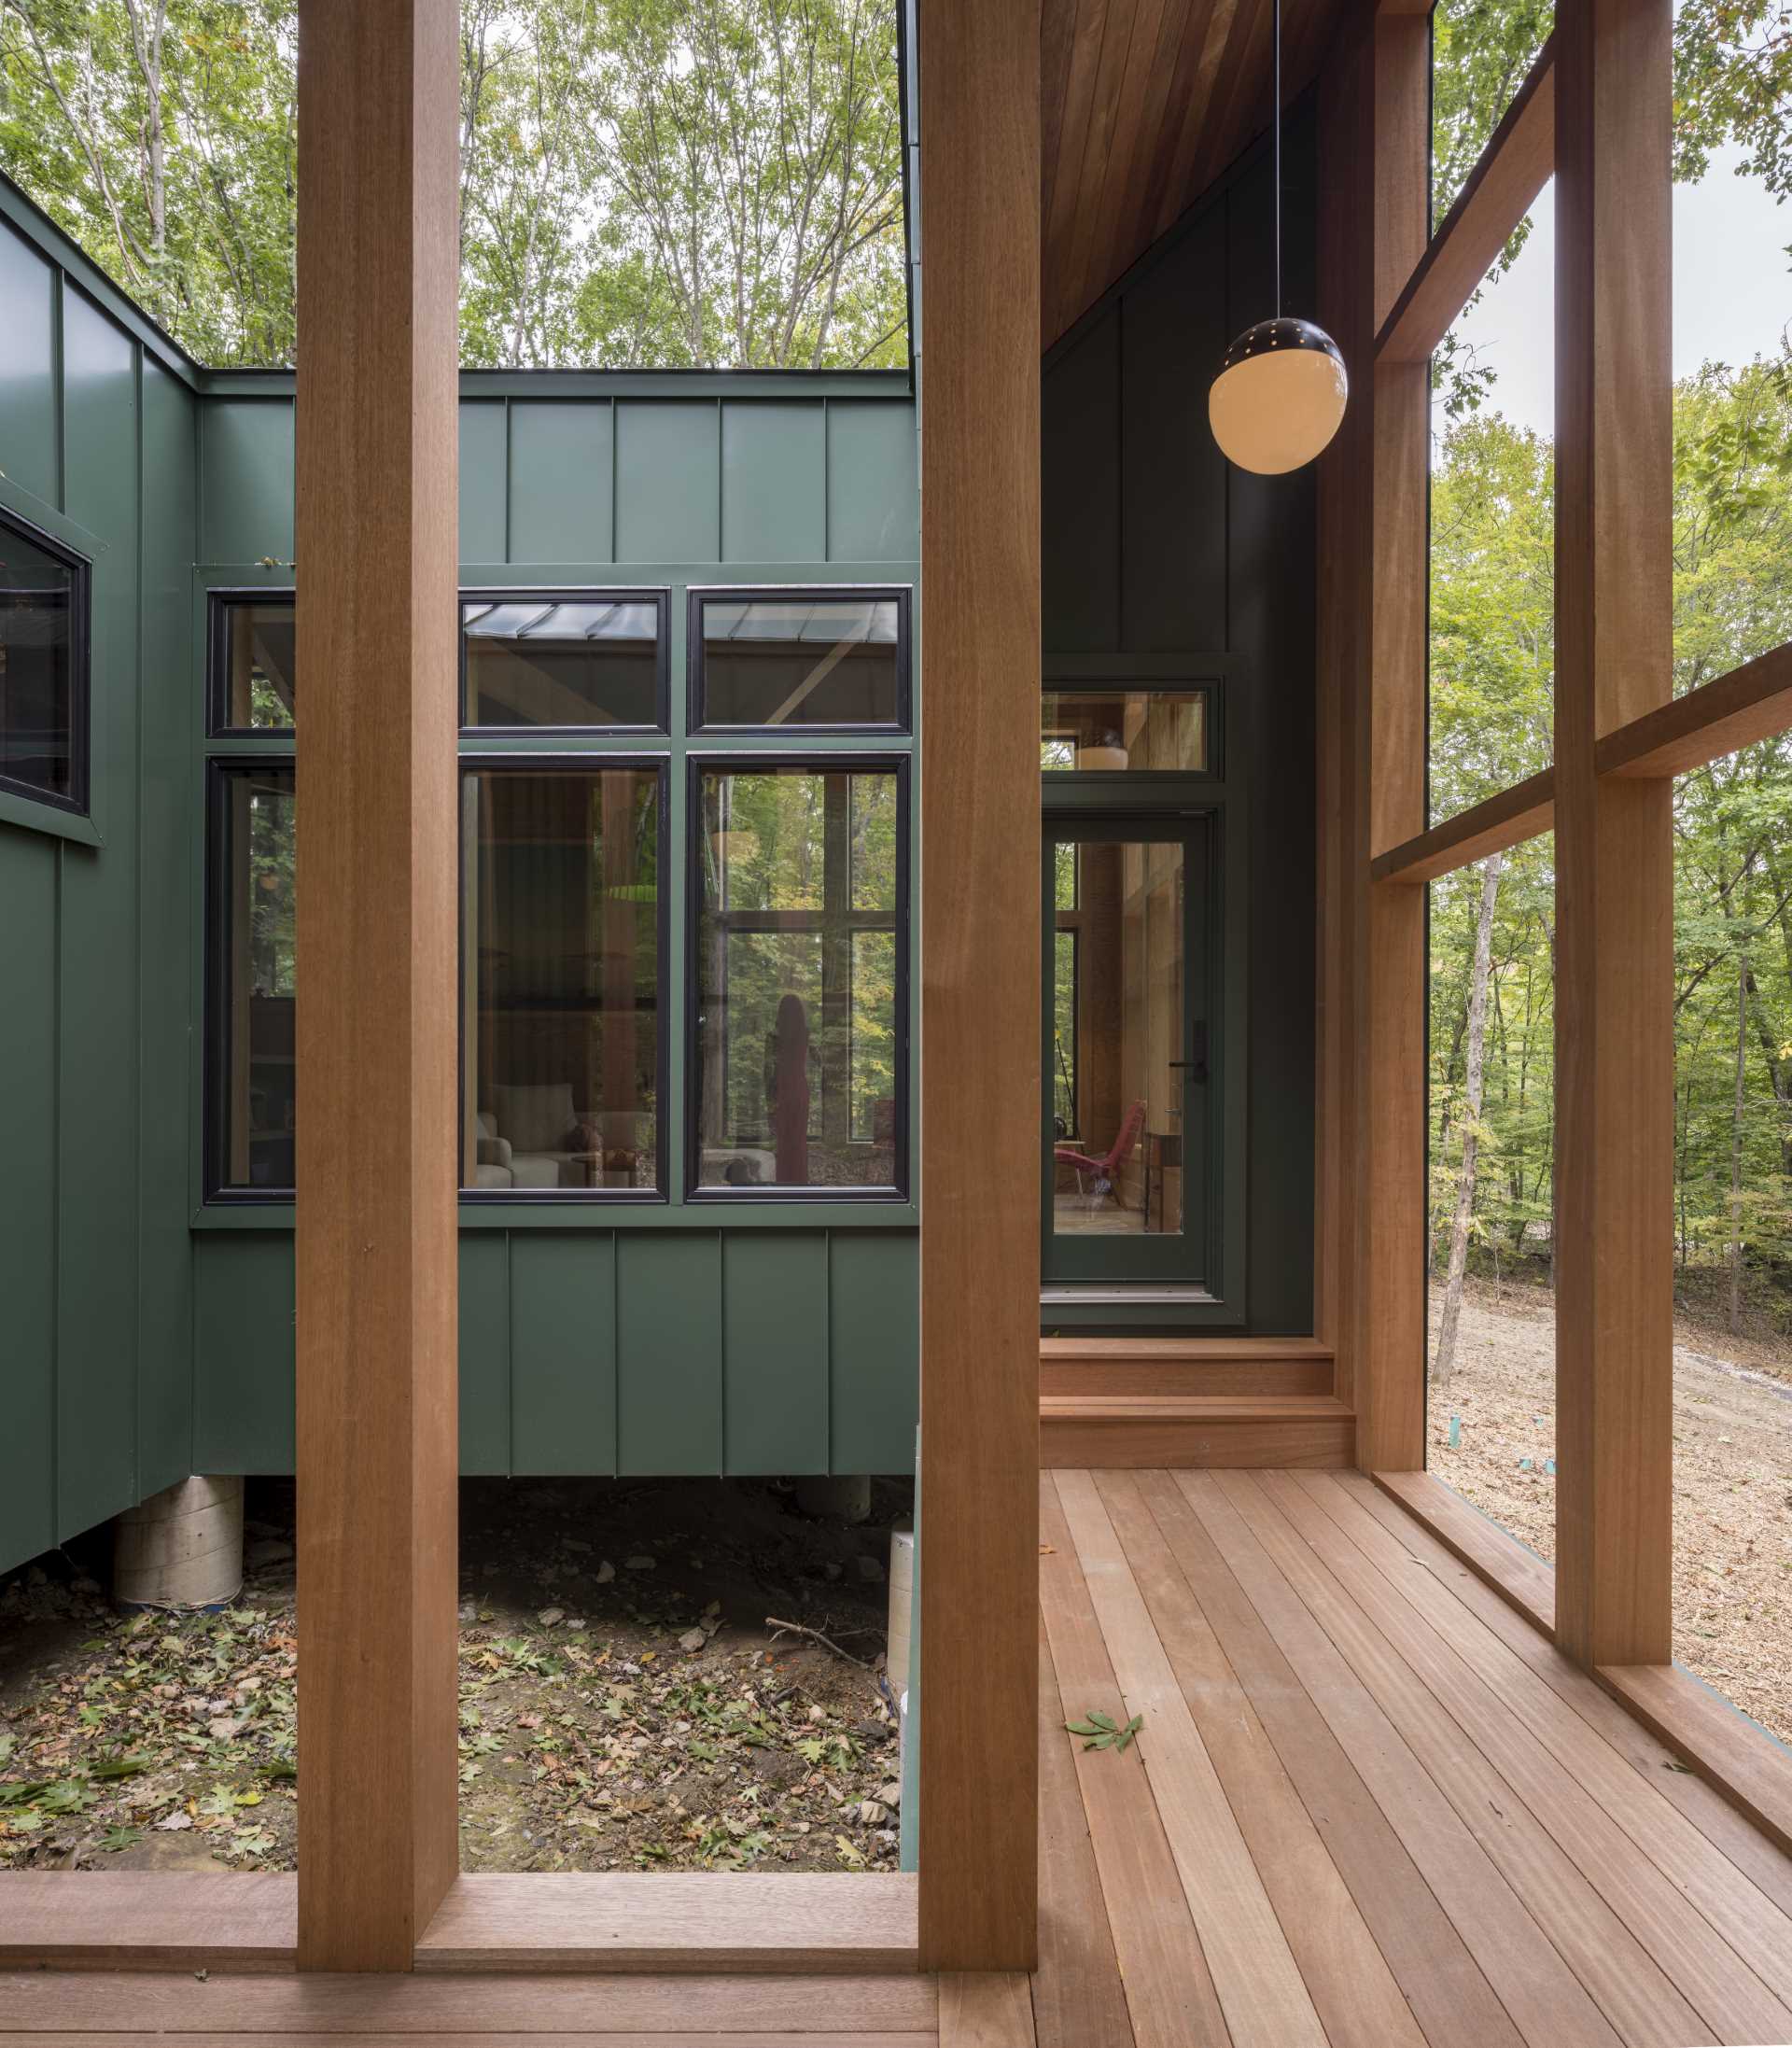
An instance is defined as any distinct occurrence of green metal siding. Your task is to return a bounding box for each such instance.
[0,188,919,1580]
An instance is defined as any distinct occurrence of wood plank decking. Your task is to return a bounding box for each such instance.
[8,1468,1792,2045]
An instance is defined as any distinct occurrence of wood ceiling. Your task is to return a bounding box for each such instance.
[1041,0,1350,345]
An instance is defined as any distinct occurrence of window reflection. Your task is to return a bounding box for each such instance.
[696,595,904,728]
[212,766,297,1190]
[463,765,662,1192]
[463,597,663,729]
[218,599,296,730]
[695,766,903,1190]
[1041,689,1208,773]
[0,512,85,808]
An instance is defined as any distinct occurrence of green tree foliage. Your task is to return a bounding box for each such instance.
[0,0,906,370]
[1429,362,1792,1336]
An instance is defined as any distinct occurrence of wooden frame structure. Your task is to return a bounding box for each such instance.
[1320,0,1792,1686]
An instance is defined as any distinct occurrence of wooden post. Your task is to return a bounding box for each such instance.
[916,0,1042,1971]
[1316,3,1430,1471]
[1552,0,1675,1668]
[294,0,461,1970]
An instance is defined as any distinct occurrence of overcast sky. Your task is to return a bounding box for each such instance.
[1443,143,1792,442]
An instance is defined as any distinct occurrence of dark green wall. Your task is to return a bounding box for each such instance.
[0,204,198,1571]
[1041,122,1319,1334]
[0,178,920,1577]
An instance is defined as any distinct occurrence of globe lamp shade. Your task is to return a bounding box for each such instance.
[1208,316,1348,475]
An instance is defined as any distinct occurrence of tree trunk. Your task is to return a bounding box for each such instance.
[1435,851,1504,1385]
[1729,951,1748,1337]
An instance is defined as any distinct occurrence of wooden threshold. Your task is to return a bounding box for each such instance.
[413,1873,921,1974]
[1041,1395,1353,1468]
[1372,1470,1556,1637]
[1596,1663,1792,1863]
[0,1872,298,1972]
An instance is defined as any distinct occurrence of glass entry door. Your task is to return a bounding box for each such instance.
[1043,814,1209,1285]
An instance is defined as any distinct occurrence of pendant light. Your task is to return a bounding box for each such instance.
[1208,0,1349,474]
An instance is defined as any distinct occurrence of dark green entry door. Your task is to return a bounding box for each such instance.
[1042,813,1210,1285]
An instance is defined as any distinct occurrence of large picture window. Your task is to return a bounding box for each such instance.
[462,593,667,731]
[0,507,90,813]
[690,590,908,732]
[691,761,906,1197]
[462,762,665,1196]
[206,764,298,1195]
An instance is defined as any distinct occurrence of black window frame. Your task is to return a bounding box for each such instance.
[0,502,92,818]
[457,750,673,1206]
[207,588,298,737]
[687,584,912,736]
[459,586,672,736]
[685,751,911,1204]
[203,756,299,1204]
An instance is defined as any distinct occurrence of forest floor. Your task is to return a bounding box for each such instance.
[1429,1276,1792,1747]
[0,1477,907,1875]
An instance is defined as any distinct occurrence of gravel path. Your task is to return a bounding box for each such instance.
[1428,1280,1792,1747]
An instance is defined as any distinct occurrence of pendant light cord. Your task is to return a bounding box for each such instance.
[1272,0,1282,318]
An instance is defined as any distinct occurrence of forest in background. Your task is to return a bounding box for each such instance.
[0,0,906,369]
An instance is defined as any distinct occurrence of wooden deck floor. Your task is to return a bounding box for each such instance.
[1036,1467,1792,2048]
[8,1466,1792,2046]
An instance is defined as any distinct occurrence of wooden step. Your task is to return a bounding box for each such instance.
[1040,1392,1354,1469]
[1040,1335,1335,1397]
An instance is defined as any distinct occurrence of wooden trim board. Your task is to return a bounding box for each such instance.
[412,1873,919,1975]
[1595,1664,1792,1862]
[1042,1396,1354,1467]
[1372,1470,1556,1635]
[0,1873,298,1973]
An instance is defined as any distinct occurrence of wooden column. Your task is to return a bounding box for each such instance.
[1316,2,1430,1471]
[1552,0,1674,1667]
[916,0,1041,1971]
[294,0,461,1971]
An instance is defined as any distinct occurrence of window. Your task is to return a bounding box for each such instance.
[1041,687,1211,773]
[691,590,908,731]
[206,764,298,1195]
[463,762,665,1197]
[462,593,667,731]
[692,762,906,1195]
[0,507,89,813]
[210,594,296,732]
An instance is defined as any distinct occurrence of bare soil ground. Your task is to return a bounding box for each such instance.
[1429,1276,1792,1746]
[0,1477,908,1875]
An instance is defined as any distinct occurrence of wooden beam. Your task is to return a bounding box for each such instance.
[294,0,460,1971]
[1598,640,1792,779]
[917,0,1041,1973]
[1315,4,1430,1472]
[1377,35,1555,364]
[1371,768,1557,884]
[1551,0,1674,1671]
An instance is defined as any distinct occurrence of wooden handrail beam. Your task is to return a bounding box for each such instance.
[1369,767,1556,884]
[1376,34,1555,364]
[1597,640,1792,779]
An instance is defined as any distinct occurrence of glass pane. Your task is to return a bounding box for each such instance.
[1041,689,1207,772]
[697,596,903,727]
[221,599,297,729]
[463,767,661,1191]
[463,599,662,729]
[0,517,79,804]
[695,765,902,1190]
[214,766,298,1191]
[1050,836,1184,1238]
[1431,0,1552,231]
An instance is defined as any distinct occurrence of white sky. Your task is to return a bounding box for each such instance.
[1444,144,1792,440]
